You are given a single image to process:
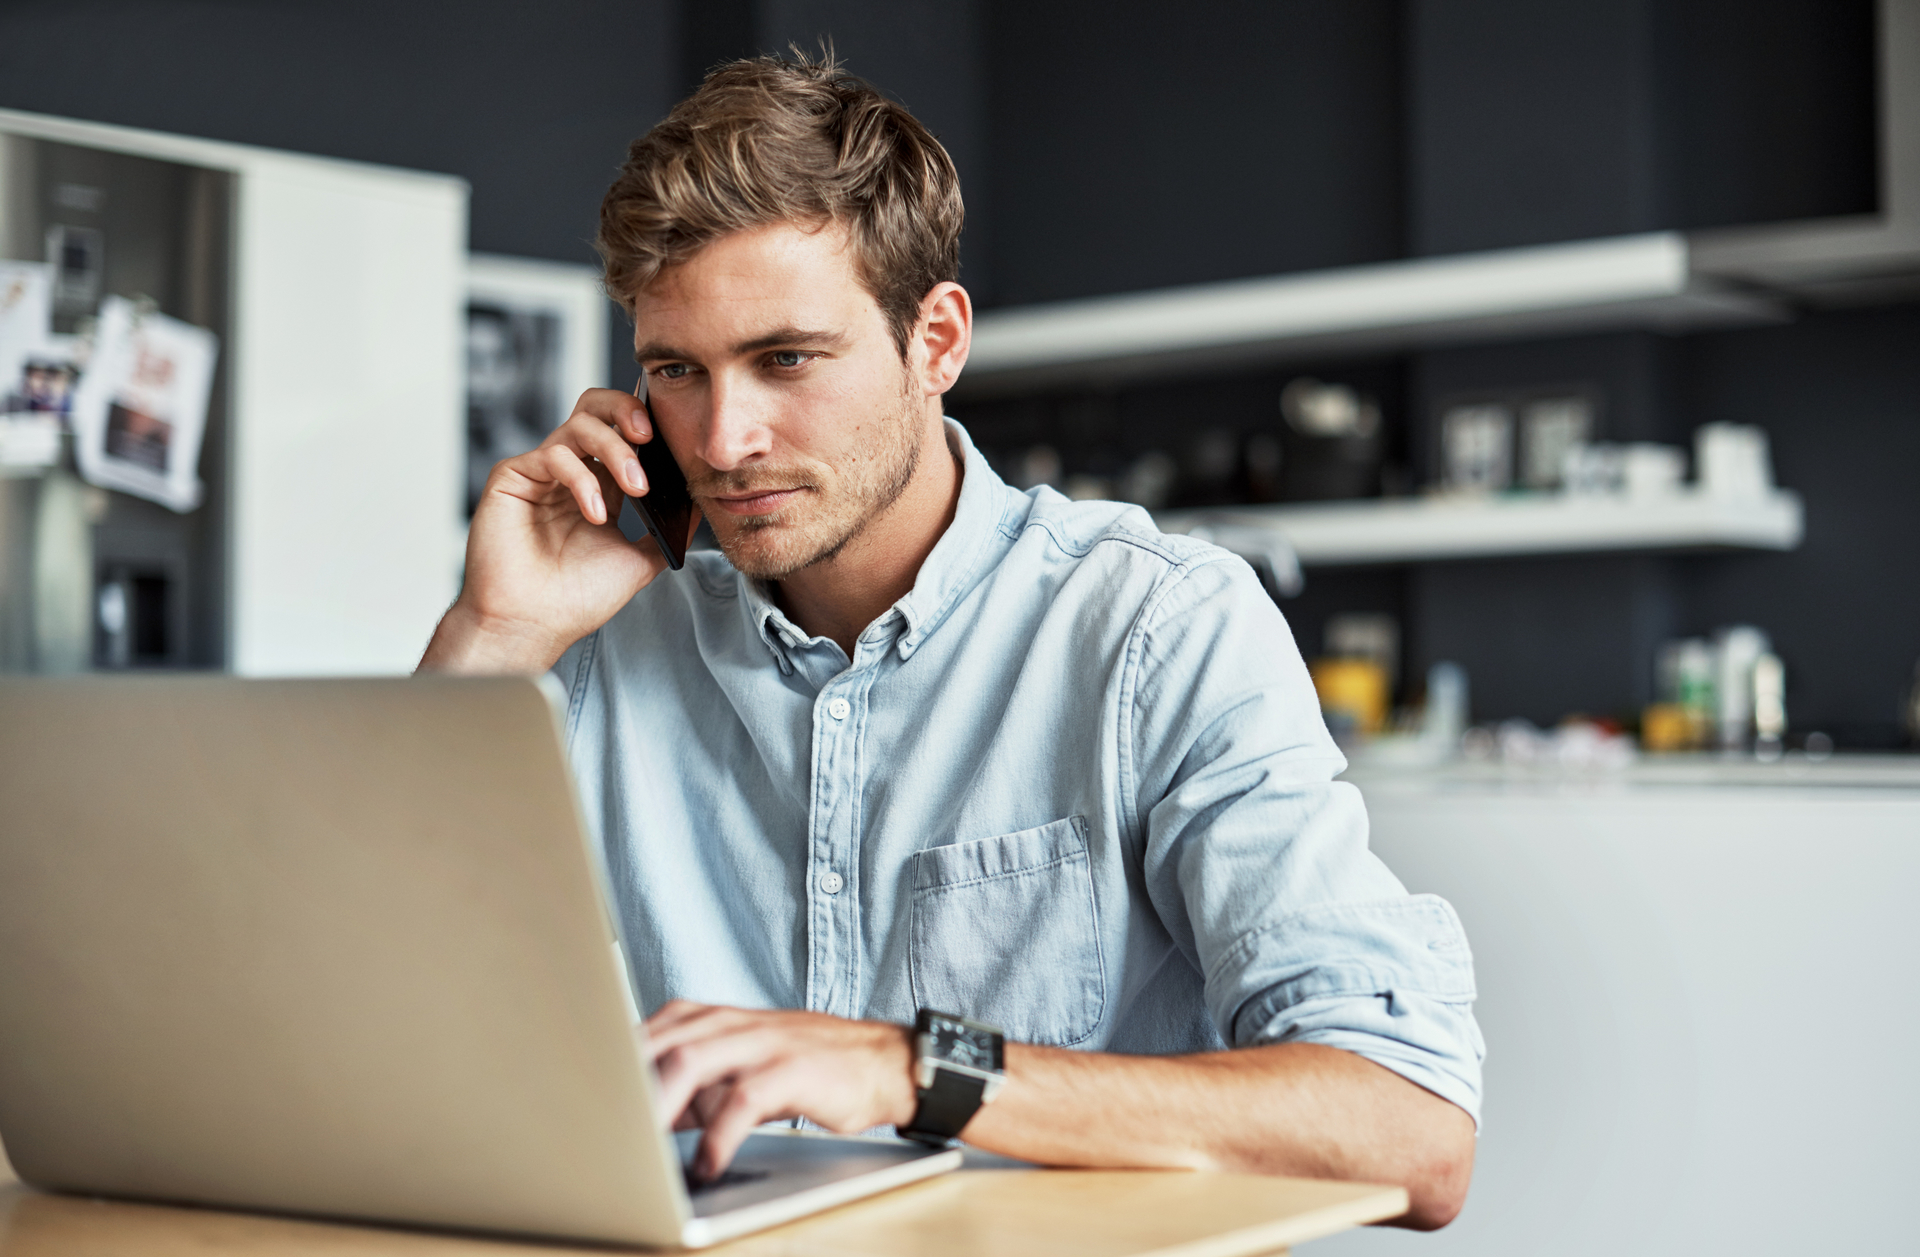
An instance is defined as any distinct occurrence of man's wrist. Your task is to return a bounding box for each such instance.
[418,601,570,675]
[879,1021,920,1129]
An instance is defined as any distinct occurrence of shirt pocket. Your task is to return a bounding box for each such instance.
[907,816,1107,1048]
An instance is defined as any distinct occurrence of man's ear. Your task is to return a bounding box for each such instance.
[914,282,971,397]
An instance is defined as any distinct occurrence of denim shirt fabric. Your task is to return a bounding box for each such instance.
[554,420,1485,1125]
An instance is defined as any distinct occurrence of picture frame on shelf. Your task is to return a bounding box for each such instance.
[465,254,612,516]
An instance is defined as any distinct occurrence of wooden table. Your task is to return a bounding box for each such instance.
[0,1138,1406,1257]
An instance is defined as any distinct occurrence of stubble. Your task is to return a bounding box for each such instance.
[700,370,926,581]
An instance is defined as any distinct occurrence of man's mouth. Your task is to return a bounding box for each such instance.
[700,486,807,518]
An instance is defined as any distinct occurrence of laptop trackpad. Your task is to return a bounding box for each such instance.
[674,1129,943,1218]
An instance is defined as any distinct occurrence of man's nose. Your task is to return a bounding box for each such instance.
[698,373,773,472]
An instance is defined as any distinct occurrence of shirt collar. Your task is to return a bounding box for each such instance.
[892,419,1014,657]
[739,418,1016,669]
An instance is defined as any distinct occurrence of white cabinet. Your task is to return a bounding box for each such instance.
[1317,759,1920,1257]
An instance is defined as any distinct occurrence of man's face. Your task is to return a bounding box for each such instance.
[630,221,926,581]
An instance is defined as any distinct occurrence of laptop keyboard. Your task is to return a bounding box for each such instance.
[682,1163,772,1196]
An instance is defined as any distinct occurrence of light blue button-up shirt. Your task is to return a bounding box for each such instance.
[555,421,1484,1124]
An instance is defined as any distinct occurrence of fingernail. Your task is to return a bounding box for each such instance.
[590,491,606,521]
[625,459,645,491]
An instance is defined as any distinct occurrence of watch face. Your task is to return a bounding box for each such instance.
[925,1012,1004,1072]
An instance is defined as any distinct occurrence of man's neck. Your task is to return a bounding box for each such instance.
[774,411,961,658]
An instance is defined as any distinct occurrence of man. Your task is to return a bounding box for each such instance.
[421,53,1482,1229]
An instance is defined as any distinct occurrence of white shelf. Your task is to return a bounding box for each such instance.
[959,233,1786,395]
[1155,490,1804,566]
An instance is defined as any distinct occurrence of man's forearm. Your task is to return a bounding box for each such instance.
[963,1041,1475,1230]
[416,602,569,675]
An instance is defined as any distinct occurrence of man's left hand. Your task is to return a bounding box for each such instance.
[643,1001,919,1181]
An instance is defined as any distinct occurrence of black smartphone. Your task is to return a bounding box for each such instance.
[629,377,699,570]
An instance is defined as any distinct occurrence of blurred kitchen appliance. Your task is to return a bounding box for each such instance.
[1438,400,1513,493]
[0,134,230,672]
[1517,395,1593,490]
[0,109,467,677]
[1438,385,1601,495]
[1277,377,1384,500]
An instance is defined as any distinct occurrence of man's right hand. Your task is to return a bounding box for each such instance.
[419,387,670,674]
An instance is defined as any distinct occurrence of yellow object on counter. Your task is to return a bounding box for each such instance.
[1640,702,1694,752]
[1310,657,1390,737]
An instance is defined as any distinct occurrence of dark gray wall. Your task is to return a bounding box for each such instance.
[1407,0,1876,256]
[1408,0,1665,255]
[1654,0,1879,231]
[0,0,676,265]
[1410,555,1678,725]
[984,0,1404,307]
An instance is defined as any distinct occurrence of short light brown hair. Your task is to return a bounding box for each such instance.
[597,51,964,357]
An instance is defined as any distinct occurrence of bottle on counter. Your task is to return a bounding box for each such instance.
[1644,638,1716,753]
[1715,625,1771,753]
[1753,652,1787,762]
[1645,629,1780,756]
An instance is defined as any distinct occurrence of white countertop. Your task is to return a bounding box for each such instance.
[1342,750,1920,798]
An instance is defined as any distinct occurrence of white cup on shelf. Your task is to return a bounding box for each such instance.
[1696,423,1775,503]
[1623,443,1686,500]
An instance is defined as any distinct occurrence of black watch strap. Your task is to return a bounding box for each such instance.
[900,1066,988,1146]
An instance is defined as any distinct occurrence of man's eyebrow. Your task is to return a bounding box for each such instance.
[633,341,693,364]
[733,327,849,355]
[632,328,849,363]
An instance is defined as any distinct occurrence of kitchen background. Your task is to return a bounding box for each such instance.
[2,0,1914,747]
[5,6,1919,1257]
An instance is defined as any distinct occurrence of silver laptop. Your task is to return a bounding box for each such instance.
[0,675,961,1248]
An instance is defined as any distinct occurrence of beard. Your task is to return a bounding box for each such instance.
[691,372,926,582]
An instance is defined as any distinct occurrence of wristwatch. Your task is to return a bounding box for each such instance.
[897,1009,1007,1146]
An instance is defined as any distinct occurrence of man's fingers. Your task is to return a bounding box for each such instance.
[544,412,647,497]
[632,1007,917,1180]
[623,396,655,446]
[539,444,610,525]
[693,1066,799,1182]
[566,386,655,446]
[644,998,711,1035]
[651,1025,784,1125]
[644,1002,756,1057]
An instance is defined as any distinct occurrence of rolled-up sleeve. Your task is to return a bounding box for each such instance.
[1126,551,1485,1127]
[1222,897,1484,1124]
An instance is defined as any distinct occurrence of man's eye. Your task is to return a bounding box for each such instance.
[656,363,691,380]
[770,351,811,368]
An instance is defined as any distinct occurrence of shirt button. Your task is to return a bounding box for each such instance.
[820,871,845,894]
[828,697,851,721]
